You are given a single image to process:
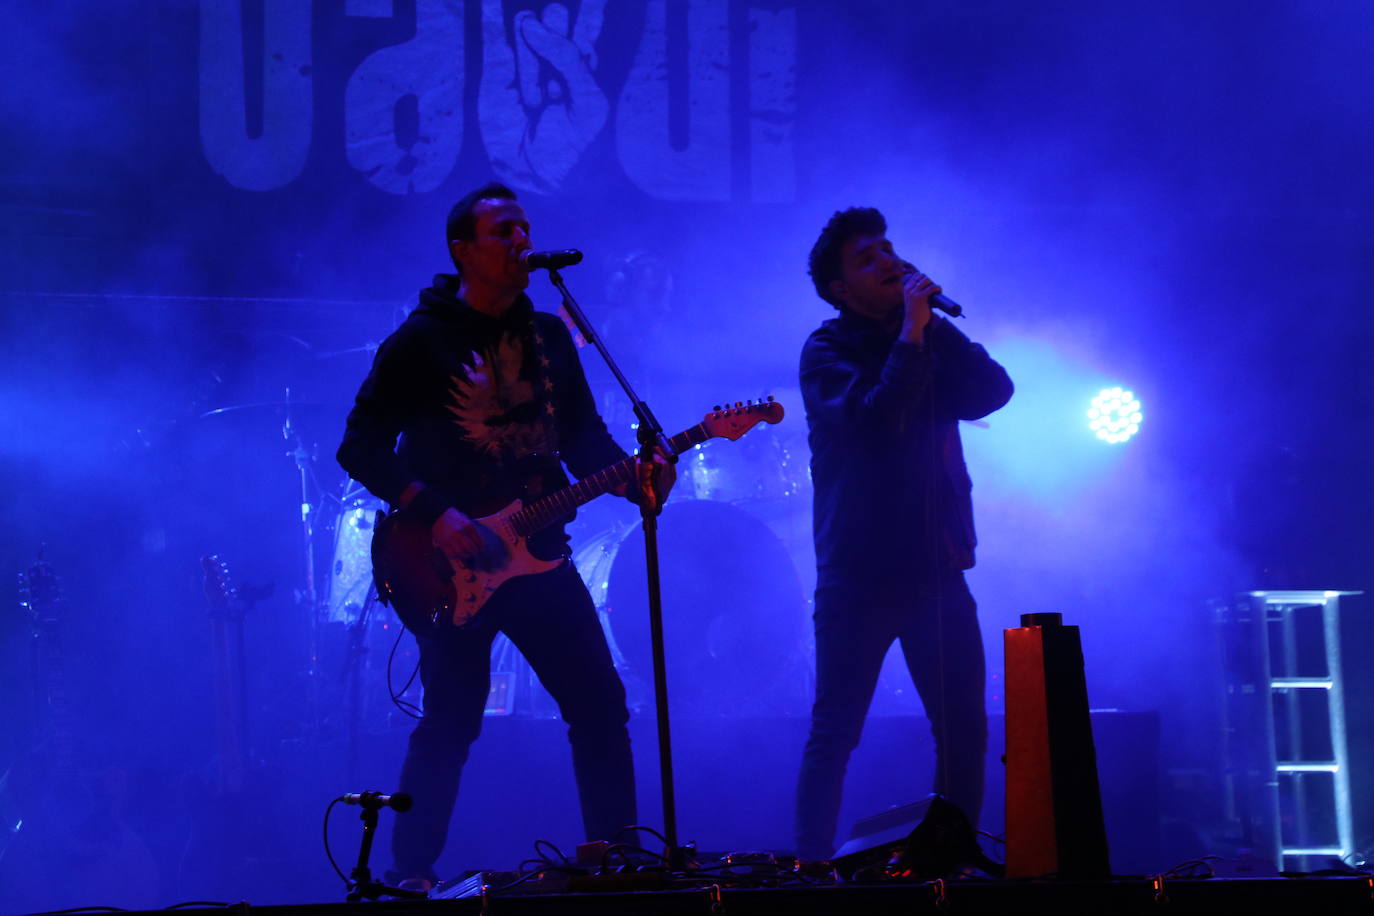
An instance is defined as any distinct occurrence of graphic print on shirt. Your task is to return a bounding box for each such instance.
[444,331,553,460]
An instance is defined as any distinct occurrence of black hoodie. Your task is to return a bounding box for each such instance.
[337,274,626,555]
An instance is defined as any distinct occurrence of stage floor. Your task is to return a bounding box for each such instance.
[66,875,1374,916]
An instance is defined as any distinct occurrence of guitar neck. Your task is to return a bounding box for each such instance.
[511,425,706,537]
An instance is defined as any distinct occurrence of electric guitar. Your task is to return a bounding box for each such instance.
[373,399,784,633]
[199,555,250,796]
[179,555,285,898]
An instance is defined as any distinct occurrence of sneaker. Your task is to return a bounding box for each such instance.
[395,876,433,896]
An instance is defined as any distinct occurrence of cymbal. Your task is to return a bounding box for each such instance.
[199,400,322,420]
[314,342,379,359]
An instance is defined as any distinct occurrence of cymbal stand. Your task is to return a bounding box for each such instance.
[544,268,688,867]
[281,388,324,732]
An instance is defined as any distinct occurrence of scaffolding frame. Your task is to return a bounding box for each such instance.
[1248,590,1361,868]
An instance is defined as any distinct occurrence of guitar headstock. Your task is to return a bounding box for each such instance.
[701,397,785,441]
[19,548,62,636]
[200,554,239,619]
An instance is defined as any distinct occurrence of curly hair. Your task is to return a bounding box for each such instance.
[807,207,887,308]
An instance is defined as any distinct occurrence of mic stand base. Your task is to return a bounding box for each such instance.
[345,804,427,901]
[346,874,429,902]
[664,844,698,873]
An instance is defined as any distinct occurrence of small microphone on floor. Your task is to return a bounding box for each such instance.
[342,791,413,812]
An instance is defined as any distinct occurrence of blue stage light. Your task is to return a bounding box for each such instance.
[1087,387,1143,444]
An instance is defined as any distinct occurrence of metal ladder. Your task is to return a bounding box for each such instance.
[1250,590,1361,868]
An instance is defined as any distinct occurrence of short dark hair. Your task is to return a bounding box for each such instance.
[446,181,518,244]
[808,207,887,307]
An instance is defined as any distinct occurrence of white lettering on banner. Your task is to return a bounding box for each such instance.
[616,0,730,202]
[479,0,610,193]
[199,0,313,191]
[198,1,795,201]
[344,0,465,194]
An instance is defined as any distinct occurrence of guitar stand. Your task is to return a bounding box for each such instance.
[344,805,427,902]
[545,268,691,867]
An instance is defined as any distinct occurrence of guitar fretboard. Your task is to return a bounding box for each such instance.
[510,424,706,536]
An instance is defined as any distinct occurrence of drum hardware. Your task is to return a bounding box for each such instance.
[196,391,330,629]
[676,427,810,505]
[313,341,381,359]
[327,485,425,735]
[199,387,342,737]
[329,491,385,623]
[197,399,323,420]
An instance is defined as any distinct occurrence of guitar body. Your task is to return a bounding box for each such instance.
[371,401,785,635]
[373,500,565,634]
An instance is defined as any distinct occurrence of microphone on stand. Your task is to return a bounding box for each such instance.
[521,249,584,270]
[341,791,413,812]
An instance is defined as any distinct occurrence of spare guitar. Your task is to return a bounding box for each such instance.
[178,554,283,898]
[373,398,784,633]
[199,555,251,797]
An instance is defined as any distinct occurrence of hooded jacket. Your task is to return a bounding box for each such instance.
[337,273,625,556]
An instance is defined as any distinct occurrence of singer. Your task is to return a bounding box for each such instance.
[793,206,1013,860]
[337,182,673,893]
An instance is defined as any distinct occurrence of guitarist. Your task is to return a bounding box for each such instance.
[337,182,674,892]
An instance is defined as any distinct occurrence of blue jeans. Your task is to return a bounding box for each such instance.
[389,562,635,881]
[794,572,987,859]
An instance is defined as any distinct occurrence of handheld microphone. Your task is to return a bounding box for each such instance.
[930,293,963,318]
[521,249,583,270]
[900,262,964,317]
[341,791,413,812]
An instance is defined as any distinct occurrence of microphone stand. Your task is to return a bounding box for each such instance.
[281,390,325,740]
[343,799,426,901]
[543,268,689,868]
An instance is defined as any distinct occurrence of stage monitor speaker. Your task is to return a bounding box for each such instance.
[1004,612,1111,878]
[832,794,1001,880]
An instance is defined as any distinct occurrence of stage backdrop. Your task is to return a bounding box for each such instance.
[2,1,1373,910]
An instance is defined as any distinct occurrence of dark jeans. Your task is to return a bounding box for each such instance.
[794,571,987,860]
[390,562,636,881]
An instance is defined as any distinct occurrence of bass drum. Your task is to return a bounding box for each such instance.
[574,499,810,718]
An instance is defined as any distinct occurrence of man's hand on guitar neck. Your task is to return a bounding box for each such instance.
[619,446,677,516]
